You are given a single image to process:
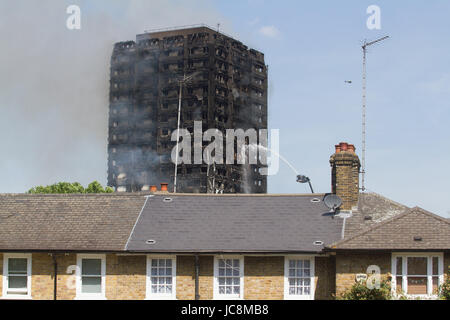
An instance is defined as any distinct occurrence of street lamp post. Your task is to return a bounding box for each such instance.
[296,174,314,193]
[173,72,200,193]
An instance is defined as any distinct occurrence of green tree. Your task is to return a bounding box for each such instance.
[439,268,450,300]
[27,181,113,194]
[338,279,392,300]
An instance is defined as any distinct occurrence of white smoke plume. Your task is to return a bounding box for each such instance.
[0,0,231,192]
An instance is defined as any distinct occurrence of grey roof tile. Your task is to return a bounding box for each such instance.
[126,194,344,253]
[0,193,148,251]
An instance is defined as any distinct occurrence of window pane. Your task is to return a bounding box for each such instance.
[407,257,427,275]
[287,259,312,296]
[81,276,102,293]
[217,259,241,296]
[407,277,427,295]
[8,276,27,289]
[82,259,101,276]
[304,286,310,295]
[149,259,173,295]
[396,257,402,275]
[432,277,439,294]
[8,258,27,274]
[396,277,403,294]
[432,257,439,276]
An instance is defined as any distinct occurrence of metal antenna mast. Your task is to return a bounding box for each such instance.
[361,35,389,192]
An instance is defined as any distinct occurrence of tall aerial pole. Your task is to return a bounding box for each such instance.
[361,35,389,192]
[173,72,199,193]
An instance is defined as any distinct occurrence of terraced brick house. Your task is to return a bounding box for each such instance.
[0,143,448,300]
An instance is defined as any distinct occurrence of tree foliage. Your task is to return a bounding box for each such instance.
[439,268,450,300]
[339,279,392,300]
[28,181,114,194]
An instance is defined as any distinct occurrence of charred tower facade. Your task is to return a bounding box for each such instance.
[108,26,268,193]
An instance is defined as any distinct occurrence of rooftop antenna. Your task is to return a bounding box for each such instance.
[361,35,389,192]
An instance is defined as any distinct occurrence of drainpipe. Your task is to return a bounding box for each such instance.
[52,254,58,300]
[194,254,200,300]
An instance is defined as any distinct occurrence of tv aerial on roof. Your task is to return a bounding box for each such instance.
[323,194,342,212]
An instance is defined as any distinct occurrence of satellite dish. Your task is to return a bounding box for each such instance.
[323,194,342,211]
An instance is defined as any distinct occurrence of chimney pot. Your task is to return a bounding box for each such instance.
[160,183,168,192]
[348,144,355,153]
[340,142,348,151]
[335,144,341,153]
[150,185,158,192]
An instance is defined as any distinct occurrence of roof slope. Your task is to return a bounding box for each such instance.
[344,192,409,238]
[331,207,450,250]
[126,194,344,253]
[0,193,148,251]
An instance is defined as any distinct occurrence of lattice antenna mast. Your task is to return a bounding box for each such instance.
[361,35,389,192]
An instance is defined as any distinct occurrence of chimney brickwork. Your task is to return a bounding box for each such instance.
[330,142,361,211]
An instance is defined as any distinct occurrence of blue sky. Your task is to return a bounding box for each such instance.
[0,1,449,217]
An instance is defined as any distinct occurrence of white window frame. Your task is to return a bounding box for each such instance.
[75,254,106,300]
[213,255,244,300]
[146,255,177,300]
[391,252,444,299]
[2,253,32,299]
[284,255,315,300]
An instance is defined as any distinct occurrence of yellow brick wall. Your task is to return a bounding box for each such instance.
[335,252,391,297]
[55,253,77,300]
[244,256,284,300]
[314,256,336,300]
[1,253,340,300]
[106,254,146,300]
[31,253,54,300]
[176,256,213,300]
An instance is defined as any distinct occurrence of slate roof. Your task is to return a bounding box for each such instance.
[0,193,148,251]
[126,194,344,253]
[330,207,450,250]
[343,192,409,238]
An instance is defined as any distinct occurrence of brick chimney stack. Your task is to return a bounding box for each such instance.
[329,142,361,211]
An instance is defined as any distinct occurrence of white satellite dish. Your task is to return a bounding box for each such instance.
[323,194,342,212]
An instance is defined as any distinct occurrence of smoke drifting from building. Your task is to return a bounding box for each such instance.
[108,26,268,193]
[0,0,230,192]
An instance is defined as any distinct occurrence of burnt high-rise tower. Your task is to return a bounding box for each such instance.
[108,25,268,193]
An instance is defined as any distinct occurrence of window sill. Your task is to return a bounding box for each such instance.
[145,296,177,300]
[74,295,107,300]
[284,295,314,300]
[1,295,32,300]
[213,296,244,300]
